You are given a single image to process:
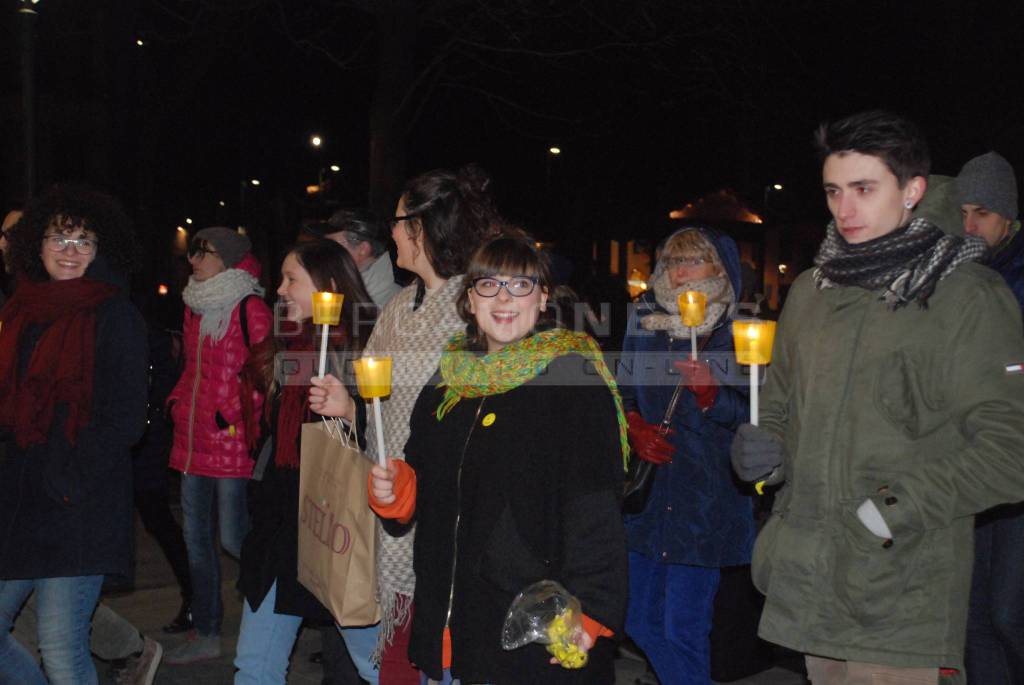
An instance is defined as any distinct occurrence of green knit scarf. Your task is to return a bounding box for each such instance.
[436,328,630,470]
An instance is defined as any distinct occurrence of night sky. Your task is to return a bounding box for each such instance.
[2,1,1023,261]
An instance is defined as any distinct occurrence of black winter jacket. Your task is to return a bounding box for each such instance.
[397,354,628,684]
[0,286,148,580]
[238,388,366,622]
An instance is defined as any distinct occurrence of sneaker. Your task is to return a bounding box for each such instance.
[163,631,221,665]
[162,601,193,634]
[109,636,163,685]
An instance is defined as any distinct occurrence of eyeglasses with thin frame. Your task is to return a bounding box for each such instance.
[470,275,538,298]
[43,234,98,256]
[386,214,419,230]
[664,255,710,268]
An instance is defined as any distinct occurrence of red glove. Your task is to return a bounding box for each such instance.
[673,360,719,411]
[626,411,675,465]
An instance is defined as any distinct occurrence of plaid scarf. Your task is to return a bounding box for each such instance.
[813,217,987,309]
[436,328,630,469]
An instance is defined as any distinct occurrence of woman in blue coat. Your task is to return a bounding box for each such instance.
[621,225,755,685]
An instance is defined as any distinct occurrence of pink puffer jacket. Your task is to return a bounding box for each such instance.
[168,258,272,478]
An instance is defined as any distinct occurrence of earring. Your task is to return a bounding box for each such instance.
[904,200,914,209]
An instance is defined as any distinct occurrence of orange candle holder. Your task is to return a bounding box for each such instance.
[312,291,343,326]
[678,291,707,328]
[353,357,393,399]
[731,320,776,366]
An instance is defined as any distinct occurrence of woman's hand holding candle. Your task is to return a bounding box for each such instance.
[308,374,355,424]
[673,359,719,410]
[369,460,397,506]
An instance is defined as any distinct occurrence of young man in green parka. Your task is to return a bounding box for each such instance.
[731,110,1024,684]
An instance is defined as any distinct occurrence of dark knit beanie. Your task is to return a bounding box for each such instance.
[956,151,1018,220]
[194,226,251,268]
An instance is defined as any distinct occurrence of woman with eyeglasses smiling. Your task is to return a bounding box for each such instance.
[366,234,629,684]
[0,185,148,684]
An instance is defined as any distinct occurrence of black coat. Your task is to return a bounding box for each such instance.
[399,354,628,684]
[238,389,366,622]
[0,291,148,580]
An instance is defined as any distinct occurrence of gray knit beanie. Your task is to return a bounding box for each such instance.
[194,226,251,268]
[956,151,1018,220]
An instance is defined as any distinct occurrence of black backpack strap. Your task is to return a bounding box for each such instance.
[239,294,257,348]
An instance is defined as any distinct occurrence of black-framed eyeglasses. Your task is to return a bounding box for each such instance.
[386,214,420,229]
[188,242,218,259]
[43,234,98,256]
[470,275,538,298]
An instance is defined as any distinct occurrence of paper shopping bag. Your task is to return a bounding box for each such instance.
[297,419,381,626]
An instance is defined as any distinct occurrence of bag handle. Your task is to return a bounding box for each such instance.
[320,415,358,447]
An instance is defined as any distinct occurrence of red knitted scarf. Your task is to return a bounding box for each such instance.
[0,278,118,448]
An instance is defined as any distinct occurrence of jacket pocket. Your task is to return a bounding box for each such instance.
[478,505,552,597]
[832,503,921,625]
[873,350,946,439]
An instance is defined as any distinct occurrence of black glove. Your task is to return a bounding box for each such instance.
[730,423,786,486]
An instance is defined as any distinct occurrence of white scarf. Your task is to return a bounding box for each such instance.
[181,268,264,343]
[640,268,733,339]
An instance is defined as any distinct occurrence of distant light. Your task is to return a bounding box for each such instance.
[237,227,247,236]
[548,147,561,155]
[218,200,226,207]
[250,179,260,186]
[157,284,169,296]
[329,164,341,172]
[176,226,185,233]
[306,184,321,195]
[669,210,684,219]
[310,135,322,148]
[185,217,193,225]
[136,39,144,47]
[778,263,788,274]
[773,183,784,191]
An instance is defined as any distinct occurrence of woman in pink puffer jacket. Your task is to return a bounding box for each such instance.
[165,227,272,664]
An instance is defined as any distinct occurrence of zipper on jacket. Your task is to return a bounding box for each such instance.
[184,334,204,474]
[443,398,486,634]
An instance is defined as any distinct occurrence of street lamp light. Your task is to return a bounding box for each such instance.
[250,179,260,186]
[549,147,561,156]
[772,183,783,191]
[329,164,340,173]
[185,217,193,225]
[310,135,322,148]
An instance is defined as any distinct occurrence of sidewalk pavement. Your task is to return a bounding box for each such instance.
[13,502,807,684]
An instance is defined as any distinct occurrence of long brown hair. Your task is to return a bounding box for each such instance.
[241,240,376,398]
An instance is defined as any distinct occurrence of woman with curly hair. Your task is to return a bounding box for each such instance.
[318,164,503,683]
[0,184,148,684]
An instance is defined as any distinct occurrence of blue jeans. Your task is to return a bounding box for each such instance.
[234,581,304,684]
[967,503,1024,685]
[339,623,381,685]
[625,551,720,685]
[181,473,250,636]
[0,575,104,685]
[234,582,380,685]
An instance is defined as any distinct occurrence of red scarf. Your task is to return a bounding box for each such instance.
[0,278,118,448]
[240,321,348,470]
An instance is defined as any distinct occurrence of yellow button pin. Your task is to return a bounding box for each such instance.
[482,412,496,427]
